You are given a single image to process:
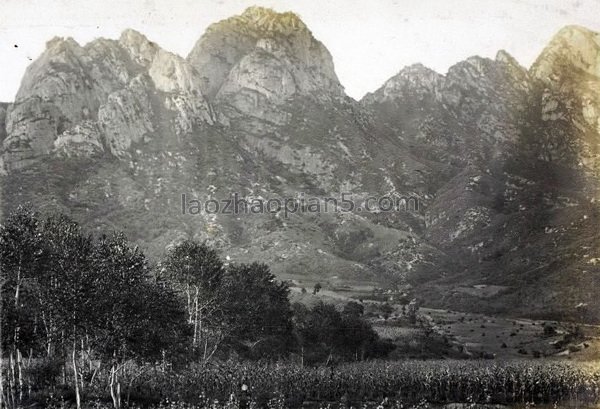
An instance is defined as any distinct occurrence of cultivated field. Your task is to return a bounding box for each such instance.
[130,360,600,408]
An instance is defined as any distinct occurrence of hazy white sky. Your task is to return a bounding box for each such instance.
[0,0,599,101]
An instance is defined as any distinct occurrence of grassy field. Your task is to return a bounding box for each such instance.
[288,283,600,362]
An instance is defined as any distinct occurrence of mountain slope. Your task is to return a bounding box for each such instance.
[1,8,446,288]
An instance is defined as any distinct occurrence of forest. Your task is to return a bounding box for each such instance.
[0,206,394,409]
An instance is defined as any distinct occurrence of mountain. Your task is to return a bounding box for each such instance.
[362,52,530,168]
[361,26,600,320]
[2,8,600,321]
[187,6,344,101]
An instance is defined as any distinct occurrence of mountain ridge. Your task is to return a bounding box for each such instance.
[2,8,600,322]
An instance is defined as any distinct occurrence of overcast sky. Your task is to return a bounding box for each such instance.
[0,0,599,101]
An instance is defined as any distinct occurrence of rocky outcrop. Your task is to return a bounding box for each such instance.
[53,120,104,158]
[3,37,113,170]
[362,26,600,320]
[1,30,216,171]
[98,75,155,157]
[531,25,600,80]
[187,7,343,123]
[529,25,600,169]
[362,51,529,167]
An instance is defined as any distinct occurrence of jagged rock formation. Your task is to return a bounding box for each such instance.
[2,8,600,321]
[187,7,343,99]
[1,29,217,171]
[362,51,530,168]
[361,25,600,320]
[529,25,600,169]
[187,7,344,124]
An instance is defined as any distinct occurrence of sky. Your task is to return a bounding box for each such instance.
[0,0,599,102]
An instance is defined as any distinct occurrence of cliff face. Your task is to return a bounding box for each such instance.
[187,7,343,100]
[186,7,344,125]
[2,8,600,321]
[1,30,217,172]
[529,26,600,169]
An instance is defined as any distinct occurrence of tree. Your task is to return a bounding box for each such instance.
[292,301,341,364]
[407,299,420,325]
[0,209,190,409]
[292,301,393,364]
[313,282,322,295]
[0,206,47,406]
[380,303,394,320]
[339,314,379,361]
[38,214,96,409]
[161,240,224,358]
[221,263,294,359]
[91,232,189,409]
[0,206,47,349]
[342,301,364,318]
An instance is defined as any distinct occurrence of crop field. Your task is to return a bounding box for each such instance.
[123,360,600,408]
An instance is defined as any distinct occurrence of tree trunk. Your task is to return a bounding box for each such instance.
[110,364,121,409]
[16,350,22,403]
[193,287,199,349]
[0,275,4,409]
[72,345,81,409]
[13,256,22,353]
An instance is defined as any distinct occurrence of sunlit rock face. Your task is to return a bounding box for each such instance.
[532,25,600,80]
[530,25,600,170]
[187,6,344,124]
[1,30,216,170]
[3,8,600,322]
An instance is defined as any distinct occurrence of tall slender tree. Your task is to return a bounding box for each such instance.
[161,240,224,358]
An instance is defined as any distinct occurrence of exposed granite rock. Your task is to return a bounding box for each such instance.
[362,52,529,167]
[187,6,344,104]
[531,25,600,80]
[98,75,154,157]
[119,28,160,67]
[148,48,218,131]
[53,120,104,157]
[530,25,600,169]
[1,30,216,171]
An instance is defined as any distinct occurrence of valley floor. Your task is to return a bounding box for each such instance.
[288,282,600,362]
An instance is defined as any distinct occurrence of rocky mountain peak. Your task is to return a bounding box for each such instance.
[531,25,600,81]
[46,36,80,52]
[119,28,160,67]
[4,17,600,321]
[239,6,307,34]
[495,49,518,66]
[186,7,343,104]
[1,26,218,171]
[14,37,87,103]
[361,64,443,105]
